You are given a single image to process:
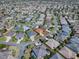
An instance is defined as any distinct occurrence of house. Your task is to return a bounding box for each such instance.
[55,24,71,42]
[15,25,20,31]
[25,15,33,22]
[50,53,65,59]
[76,30,79,34]
[56,32,67,42]
[7,31,15,37]
[60,17,68,25]
[36,19,44,25]
[69,36,79,44]
[33,28,48,36]
[5,31,15,42]
[67,19,75,26]
[27,31,37,41]
[25,18,31,22]
[34,40,42,46]
[45,14,52,26]
[73,25,79,31]
[16,32,24,44]
[75,32,79,37]
[62,31,68,37]
[60,33,68,41]
[73,23,79,37]
[23,26,30,31]
[32,45,50,59]
[59,47,76,59]
[40,14,45,19]
[16,33,24,40]
[62,25,71,33]
[66,41,79,54]
[46,39,60,49]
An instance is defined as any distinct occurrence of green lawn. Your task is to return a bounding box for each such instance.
[27,45,34,49]
[0,44,7,49]
[0,37,6,41]
[23,49,31,59]
[11,36,17,43]
[49,27,55,32]
[9,46,19,57]
[21,35,30,42]
[11,34,30,43]
[25,22,31,26]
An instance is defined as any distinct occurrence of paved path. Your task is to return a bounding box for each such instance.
[0,42,17,46]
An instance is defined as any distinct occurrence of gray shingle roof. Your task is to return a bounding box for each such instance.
[50,53,65,59]
[32,46,48,58]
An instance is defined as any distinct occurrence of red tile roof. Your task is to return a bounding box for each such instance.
[33,28,48,36]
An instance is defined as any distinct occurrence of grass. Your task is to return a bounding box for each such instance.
[21,35,30,42]
[0,44,7,49]
[11,33,30,43]
[27,45,34,49]
[11,36,17,43]
[25,22,31,26]
[9,46,19,57]
[23,48,31,59]
[49,27,56,33]
[0,37,6,41]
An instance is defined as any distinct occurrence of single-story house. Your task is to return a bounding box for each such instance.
[58,32,68,42]
[23,26,30,31]
[69,36,79,44]
[5,31,16,42]
[32,45,50,59]
[66,42,79,54]
[7,31,15,37]
[25,15,33,22]
[59,46,76,59]
[62,25,71,33]
[50,53,65,59]
[33,28,48,37]
[16,32,24,40]
[60,17,68,25]
[27,31,37,41]
[46,39,60,49]
[15,25,20,31]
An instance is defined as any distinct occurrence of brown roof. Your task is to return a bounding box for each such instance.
[33,28,48,36]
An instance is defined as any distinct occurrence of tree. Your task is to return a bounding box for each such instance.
[44,55,50,59]
[30,55,36,59]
